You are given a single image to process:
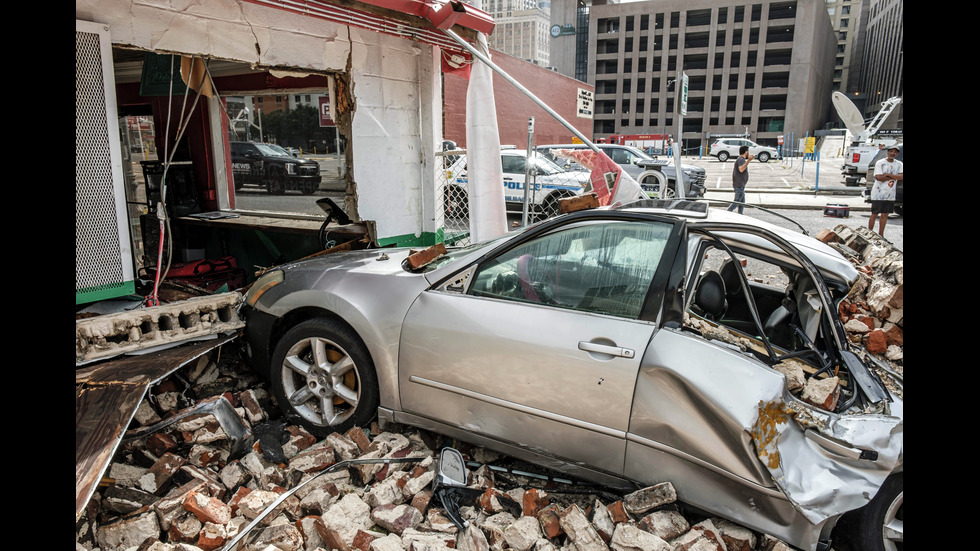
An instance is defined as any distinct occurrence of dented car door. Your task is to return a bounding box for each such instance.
[399,217,681,476]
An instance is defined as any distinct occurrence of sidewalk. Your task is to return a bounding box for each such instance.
[703,187,869,211]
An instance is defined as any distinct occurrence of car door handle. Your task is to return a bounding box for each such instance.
[804,429,878,461]
[578,341,635,358]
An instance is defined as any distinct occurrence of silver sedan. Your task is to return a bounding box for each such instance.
[242,200,902,551]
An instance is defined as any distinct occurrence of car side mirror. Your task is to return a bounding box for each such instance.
[430,447,479,530]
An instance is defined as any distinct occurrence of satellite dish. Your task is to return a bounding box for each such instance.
[832,92,866,136]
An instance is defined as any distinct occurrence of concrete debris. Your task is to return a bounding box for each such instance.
[75,292,245,365]
[78,351,798,551]
[818,225,903,396]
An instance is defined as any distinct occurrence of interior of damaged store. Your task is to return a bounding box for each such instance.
[76,0,497,533]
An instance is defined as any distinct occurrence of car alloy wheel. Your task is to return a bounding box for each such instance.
[270,318,379,436]
[758,152,770,163]
[833,472,902,551]
[717,151,730,162]
[881,486,903,551]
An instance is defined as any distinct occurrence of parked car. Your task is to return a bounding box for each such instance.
[536,143,707,199]
[242,200,903,551]
[230,141,321,195]
[863,144,903,216]
[444,148,590,217]
[709,138,779,163]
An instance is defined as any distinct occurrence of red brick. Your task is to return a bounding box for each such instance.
[884,325,903,346]
[866,330,888,355]
[522,488,550,517]
[352,529,378,551]
[183,491,231,525]
[606,501,630,524]
[146,433,178,457]
[537,506,564,539]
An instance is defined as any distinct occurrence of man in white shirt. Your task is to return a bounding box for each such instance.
[868,145,903,236]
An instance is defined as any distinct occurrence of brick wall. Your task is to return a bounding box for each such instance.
[444,49,594,148]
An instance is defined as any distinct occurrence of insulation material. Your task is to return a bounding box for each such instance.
[465,33,508,243]
[553,149,645,207]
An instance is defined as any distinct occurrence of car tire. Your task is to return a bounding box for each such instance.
[267,173,286,195]
[758,152,770,163]
[301,181,318,195]
[270,318,380,438]
[833,472,903,551]
[717,151,730,162]
[893,204,903,217]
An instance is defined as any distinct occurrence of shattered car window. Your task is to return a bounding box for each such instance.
[469,221,671,319]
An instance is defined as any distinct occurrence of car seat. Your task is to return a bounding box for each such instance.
[694,271,727,320]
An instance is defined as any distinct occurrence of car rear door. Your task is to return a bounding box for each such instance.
[399,216,682,476]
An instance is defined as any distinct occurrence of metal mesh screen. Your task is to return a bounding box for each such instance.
[76,27,125,292]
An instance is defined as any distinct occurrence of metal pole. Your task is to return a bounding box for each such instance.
[522,117,534,226]
[673,70,686,199]
[444,29,601,155]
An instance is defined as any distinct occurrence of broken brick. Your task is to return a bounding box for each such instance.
[287,443,337,473]
[184,491,232,525]
[606,500,630,524]
[521,488,549,517]
[557,504,606,551]
[405,243,447,270]
[801,376,840,411]
[866,329,888,355]
[145,432,178,457]
[285,425,316,451]
[196,521,227,551]
[345,426,373,453]
[140,452,184,495]
[558,192,599,213]
[884,325,903,346]
[315,520,350,551]
[371,503,423,535]
[637,509,690,541]
[622,482,677,514]
[168,513,202,543]
[537,505,564,539]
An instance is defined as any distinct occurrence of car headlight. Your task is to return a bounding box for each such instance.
[245,270,283,307]
[286,163,297,175]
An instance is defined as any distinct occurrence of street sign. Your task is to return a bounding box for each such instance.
[577,88,593,119]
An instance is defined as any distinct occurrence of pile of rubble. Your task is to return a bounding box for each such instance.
[816,225,903,393]
[77,349,797,551]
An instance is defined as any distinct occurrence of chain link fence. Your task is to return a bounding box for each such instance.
[437,148,592,247]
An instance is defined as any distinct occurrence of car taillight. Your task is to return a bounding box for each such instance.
[852,153,860,163]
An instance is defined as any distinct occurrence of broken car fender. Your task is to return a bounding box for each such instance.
[753,393,903,525]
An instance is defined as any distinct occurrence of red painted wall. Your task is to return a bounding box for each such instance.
[444,49,593,149]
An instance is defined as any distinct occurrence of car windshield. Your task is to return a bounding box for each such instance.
[623,146,655,161]
[531,154,566,175]
[255,143,291,157]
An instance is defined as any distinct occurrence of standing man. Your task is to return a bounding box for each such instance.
[868,145,903,236]
[727,145,753,214]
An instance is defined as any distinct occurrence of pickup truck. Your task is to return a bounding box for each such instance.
[841,143,885,186]
[231,141,322,195]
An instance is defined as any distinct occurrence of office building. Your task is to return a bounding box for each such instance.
[587,0,838,150]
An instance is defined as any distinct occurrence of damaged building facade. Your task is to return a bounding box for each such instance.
[76,0,491,296]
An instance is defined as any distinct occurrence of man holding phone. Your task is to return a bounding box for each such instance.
[727,145,753,214]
